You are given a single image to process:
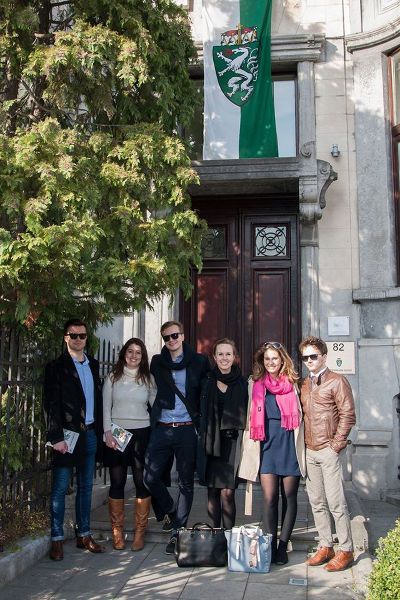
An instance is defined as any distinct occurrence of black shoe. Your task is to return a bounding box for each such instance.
[165,535,177,555]
[276,540,288,565]
[162,515,173,533]
[276,549,288,565]
[270,535,278,564]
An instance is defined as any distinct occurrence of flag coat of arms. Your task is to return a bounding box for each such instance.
[203,0,278,160]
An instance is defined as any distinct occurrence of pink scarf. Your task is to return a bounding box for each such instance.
[250,373,300,441]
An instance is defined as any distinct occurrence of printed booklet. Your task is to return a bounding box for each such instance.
[106,423,132,452]
[46,429,79,453]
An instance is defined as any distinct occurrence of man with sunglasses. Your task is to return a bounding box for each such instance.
[44,318,105,561]
[144,320,210,554]
[299,336,356,572]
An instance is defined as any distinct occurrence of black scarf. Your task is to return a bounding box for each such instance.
[204,364,247,457]
[159,341,195,371]
[157,342,196,412]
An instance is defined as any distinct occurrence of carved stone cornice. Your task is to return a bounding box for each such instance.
[270,34,325,63]
[189,157,337,221]
[346,16,400,53]
[192,33,325,68]
[190,157,300,196]
[353,286,400,302]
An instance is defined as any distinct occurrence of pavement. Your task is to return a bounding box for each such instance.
[0,480,399,600]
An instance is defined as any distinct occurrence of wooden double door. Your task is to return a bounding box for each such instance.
[182,199,300,376]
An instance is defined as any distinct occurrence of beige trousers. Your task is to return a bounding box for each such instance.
[306,446,353,551]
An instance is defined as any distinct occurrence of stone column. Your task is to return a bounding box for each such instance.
[298,61,337,338]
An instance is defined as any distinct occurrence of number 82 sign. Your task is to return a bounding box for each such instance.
[326,342,355,375]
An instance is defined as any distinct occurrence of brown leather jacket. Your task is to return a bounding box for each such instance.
[300,368,356,453]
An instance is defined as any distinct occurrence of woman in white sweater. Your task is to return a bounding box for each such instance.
[103,338,156,551]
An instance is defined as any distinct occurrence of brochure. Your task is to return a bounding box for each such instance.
[105,422,132,452]
[63,428,79,453]
[45,428,79,454]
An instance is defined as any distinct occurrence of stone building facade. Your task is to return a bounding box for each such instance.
[97,0,400,500]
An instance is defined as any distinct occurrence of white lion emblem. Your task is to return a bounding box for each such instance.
[217,47,259,102]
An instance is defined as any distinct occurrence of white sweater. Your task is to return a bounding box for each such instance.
[103,367,156,431]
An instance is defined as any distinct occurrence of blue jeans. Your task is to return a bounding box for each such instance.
[50,429,97,541]
[144,424,197,530]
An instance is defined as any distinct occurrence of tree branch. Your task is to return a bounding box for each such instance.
[20,80,73,124]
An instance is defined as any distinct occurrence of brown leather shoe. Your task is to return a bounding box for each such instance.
[325,550,354,572]
[49,540,63,561]
[306,546,335,566]
[76,535,106,553]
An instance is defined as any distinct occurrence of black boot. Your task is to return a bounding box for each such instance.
[270,535,278,564]
[276,540,289,565]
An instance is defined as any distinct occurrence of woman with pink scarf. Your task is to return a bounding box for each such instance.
[239,342,305,565]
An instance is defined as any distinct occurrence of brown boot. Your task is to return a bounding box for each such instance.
[325,550,354,572]
[49,540,63,561]
[306,546,335,566]
[108,497,125,550]
[132,497,151,551]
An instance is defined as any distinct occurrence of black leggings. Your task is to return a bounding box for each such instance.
[109,464,150,500]
[207,487,236,529]
[260,474,300,542]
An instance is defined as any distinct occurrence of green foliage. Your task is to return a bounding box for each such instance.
[0,503,49,550]
[0,391,25,471]
[366,519,400,600]
[0,0,204,335]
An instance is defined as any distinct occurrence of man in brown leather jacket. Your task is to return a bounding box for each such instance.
[299,336,356,572]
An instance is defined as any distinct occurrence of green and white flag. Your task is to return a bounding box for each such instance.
[203,0,278,160]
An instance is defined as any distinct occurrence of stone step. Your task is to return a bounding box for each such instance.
[386,493,400,508]
[90,482,317,551]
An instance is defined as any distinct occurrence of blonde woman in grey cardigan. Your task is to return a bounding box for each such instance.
[103,338,156,551]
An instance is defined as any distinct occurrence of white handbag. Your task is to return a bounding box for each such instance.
[225,525,272,573]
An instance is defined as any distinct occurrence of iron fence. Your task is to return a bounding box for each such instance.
[0,329,120,550]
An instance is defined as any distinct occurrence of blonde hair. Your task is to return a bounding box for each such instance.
[253,342,299,384]
[160,320,183,335]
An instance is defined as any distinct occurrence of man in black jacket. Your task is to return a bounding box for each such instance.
[144,320,209,554]
[44,318,105,561]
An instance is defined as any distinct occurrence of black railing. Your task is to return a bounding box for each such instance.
[0,329,120,550]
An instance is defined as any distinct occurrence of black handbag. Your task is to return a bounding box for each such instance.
[175,522,228,568]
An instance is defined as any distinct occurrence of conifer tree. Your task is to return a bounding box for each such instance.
[0,0,203,334]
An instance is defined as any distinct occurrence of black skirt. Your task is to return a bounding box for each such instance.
[205,435,238,489]
[103,426,150,468]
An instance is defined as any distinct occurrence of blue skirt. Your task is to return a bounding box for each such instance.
[259,393,300,477]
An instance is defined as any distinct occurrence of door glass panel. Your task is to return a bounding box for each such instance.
[254,225,288,257]
[201,226,227,259]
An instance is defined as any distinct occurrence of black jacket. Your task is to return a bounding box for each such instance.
[197,372,248,485]
[43,352,103,467]
[150,344,210,428]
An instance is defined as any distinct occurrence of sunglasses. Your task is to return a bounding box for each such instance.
[66,333,87,340]
[162,332,182,343]
[301,354,321,362]
[263,341,282,349]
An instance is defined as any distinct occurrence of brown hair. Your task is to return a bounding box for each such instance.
[299,336,328,356]
[63,318,87,336]
[160,320,184,335]
[253,342,299,384]
[111,338,151,386]
[212,338,239,363]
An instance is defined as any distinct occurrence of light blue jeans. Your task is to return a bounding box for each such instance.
[50,429,97,541]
